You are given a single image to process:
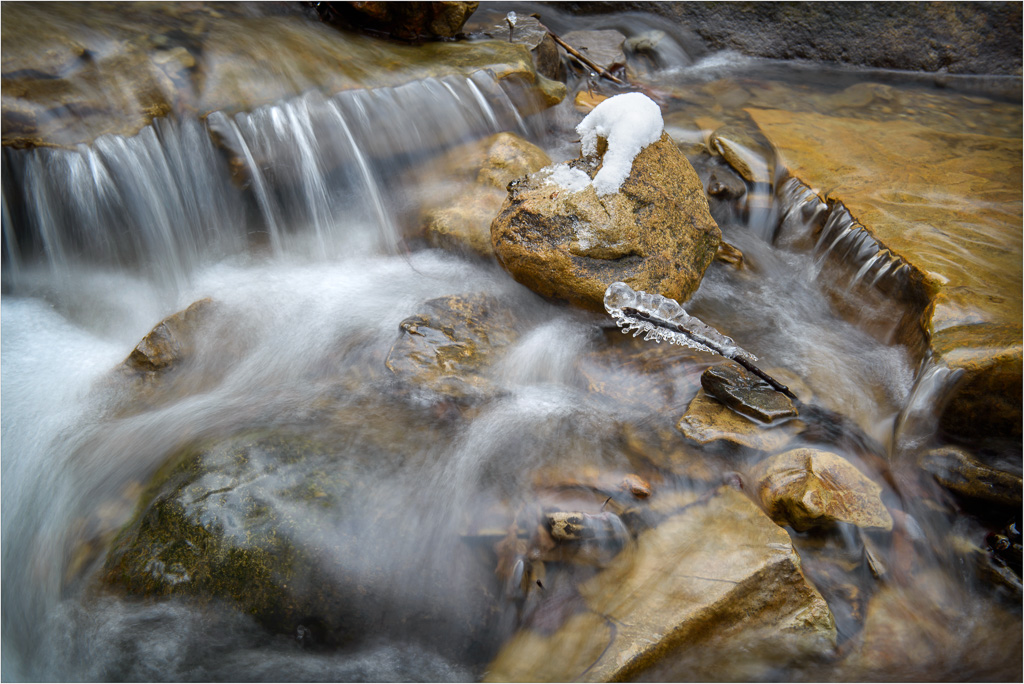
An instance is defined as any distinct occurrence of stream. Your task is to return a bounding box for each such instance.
[2,3,1021,681]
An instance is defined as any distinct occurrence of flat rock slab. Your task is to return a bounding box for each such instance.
[485,486,836,681]
[745,106,1022,441]
[677,389,801,453]
[701,361,797,423]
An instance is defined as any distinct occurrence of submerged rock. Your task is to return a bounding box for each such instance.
[384,293,525,402]
[747,448,893,532]
[419,133,552,257]
[485,486,836,681]
[491,132,721,311]
[919,446,1023,510]
[123,298,216,373]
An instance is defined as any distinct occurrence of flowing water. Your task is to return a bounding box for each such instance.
[2,3,1021,681]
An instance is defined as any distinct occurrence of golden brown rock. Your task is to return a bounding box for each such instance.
[490,133,721,311]
[124,298,216,373]
[420,133,552,257]
[747,448,893,532]
[677,389,801,453]
[485,487,836,681]
[745,106,1022,442]
[919,446,1023,509]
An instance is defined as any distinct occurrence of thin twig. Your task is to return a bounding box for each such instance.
[548,31,626,86]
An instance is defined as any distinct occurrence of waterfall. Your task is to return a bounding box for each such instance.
[1,71,528,291]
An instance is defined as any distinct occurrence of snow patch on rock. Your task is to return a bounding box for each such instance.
[576,92,664,196]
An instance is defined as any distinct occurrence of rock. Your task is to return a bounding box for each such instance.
[701,361,797,423]
[560,29,627,73]
[744,106,1022,443]
[841,569,1022,680]
[747,448,893,532]
[2,3,564,149]
[384,293,524,402]
[677,389,801,453]
[709,125,774,185]
[484,486,836,681]
[491,132,721,312]
[562,3,1021,75]
[324,2,479,41]
[419,133,552,257]
[123,298,216,373]
[465,12,564,82]
[919,447,1023,510]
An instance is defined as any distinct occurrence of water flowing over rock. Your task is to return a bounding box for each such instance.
[919,447,1023,510]
[123,299,216,373]
[0,2,563,149]
[490,132,721,311]
[418,133,551,257]
[677,389,802,453]
[384,293,526,402]
[744,106,1022,443]
[484,486,836,681]
[747,448,893,532]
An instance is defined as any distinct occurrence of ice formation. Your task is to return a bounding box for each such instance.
[603,281,758,362]
[576,92,664,196]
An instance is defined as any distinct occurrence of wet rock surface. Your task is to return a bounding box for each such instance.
[384,293,526,402]
[491,132,721,311]
[318,2,479,41]
[484,486,836,681]
[123,299,216,373]
[418,133,552,257]
[744,105,1023,442]
[701,361,797,423]
[747,448,893,532]
[919,446,1023,510]
[677,389,802,453]
[1,3,563,148]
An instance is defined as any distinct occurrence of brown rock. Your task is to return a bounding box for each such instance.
[485,486,836,681]
[384,293,524,401]
[124,298,216,372]
[420,133,552,257]
[745,106,1022,442]
[919,446,1023,509]
[748,448,893,532]
[677,389,801,453]
[841,569,1022,680]
[491,132,721,311]
[333,2,479,40]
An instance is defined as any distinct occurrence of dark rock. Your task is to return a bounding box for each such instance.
[919,446,1023,510]
[701,361,797,423]
[491,132,721,312]
[559,29,627,73]
[466,12,565,81]
[324,2,479,41]
[557,2,1022,75]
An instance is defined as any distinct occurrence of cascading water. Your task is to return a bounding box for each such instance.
[3,3,1021,682]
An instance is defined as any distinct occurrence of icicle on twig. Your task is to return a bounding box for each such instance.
[604,281,796,399]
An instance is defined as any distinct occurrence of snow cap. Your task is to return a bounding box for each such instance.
[576,92,664,196]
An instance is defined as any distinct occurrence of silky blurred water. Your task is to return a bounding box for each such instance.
[2,3,1021,681]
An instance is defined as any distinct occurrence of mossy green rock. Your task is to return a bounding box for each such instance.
[103,431,392,643]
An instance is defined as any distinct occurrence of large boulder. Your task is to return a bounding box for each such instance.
[490,132,721,311]
[484,486,836,681]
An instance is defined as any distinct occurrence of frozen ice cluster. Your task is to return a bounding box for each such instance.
[541,92,664,197]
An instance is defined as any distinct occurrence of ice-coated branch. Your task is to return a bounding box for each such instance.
[604,281,796,399]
